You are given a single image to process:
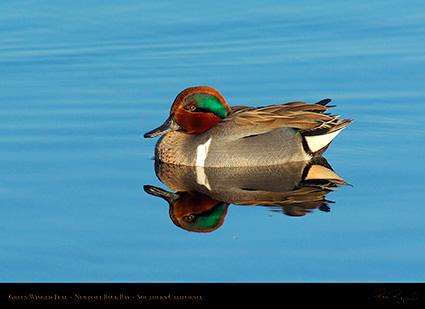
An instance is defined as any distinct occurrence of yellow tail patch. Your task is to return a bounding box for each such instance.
[305,129,342,153]
[305,164,344,182]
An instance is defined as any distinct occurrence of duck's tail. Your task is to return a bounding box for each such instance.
[301,99,353,155]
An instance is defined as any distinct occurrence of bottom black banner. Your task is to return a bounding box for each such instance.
[2,283,424,306]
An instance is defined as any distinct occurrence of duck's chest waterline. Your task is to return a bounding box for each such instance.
[154,128,311,167]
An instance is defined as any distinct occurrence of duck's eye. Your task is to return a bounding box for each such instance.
[184,215,195,222]
[186,105,196,112]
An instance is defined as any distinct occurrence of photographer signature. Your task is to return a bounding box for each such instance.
[370,288,419,304]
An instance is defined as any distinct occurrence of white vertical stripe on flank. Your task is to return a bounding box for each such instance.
[195,137,212,167]
[195,137,212,190]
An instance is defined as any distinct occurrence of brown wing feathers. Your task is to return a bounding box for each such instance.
[231,100,350,134]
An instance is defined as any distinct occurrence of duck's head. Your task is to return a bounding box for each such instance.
[144,86,232,138]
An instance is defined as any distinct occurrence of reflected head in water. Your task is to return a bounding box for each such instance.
[144,185,228,233]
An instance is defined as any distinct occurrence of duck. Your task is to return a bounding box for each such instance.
[144,86,352,167]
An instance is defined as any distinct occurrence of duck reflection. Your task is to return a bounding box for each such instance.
[144,156,349,233]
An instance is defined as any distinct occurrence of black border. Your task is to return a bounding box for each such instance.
[2,283,424,306]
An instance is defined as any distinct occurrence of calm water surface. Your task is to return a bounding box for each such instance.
[1,0,425,282]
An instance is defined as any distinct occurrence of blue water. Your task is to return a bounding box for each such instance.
[1,0,424,282]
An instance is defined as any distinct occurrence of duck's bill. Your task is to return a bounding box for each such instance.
[143,185,180,204]
[144,115,182,138]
